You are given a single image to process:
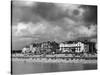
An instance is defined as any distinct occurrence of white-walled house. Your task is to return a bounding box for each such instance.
[22,47,30,54]
[31,47,37,53]
[59,41,85,53]
[22,44,37,54]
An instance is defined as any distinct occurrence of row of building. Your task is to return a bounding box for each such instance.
[22,41,59,54]
[21,40,97,54]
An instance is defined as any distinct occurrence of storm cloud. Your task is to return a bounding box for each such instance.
[80,5,97,24]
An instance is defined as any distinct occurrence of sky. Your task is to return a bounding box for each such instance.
[12,0,97,50]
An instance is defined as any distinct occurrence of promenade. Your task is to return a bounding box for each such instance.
[12,54,97,64]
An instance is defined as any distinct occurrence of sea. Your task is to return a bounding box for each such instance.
[12,62,97,74]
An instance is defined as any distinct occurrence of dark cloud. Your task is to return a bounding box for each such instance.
[12,2,84,24]
[80,5,97,25]
[32,2,83,22]
[12,2,41,24]
[33,2,65,21]
[12,2,97,25]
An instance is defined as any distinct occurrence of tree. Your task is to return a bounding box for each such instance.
[51,41,59,54]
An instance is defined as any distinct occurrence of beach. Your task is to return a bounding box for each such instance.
[12,53,97,64]
[12,57,97,64]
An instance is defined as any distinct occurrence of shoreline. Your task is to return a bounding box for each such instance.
[12,58,97,64]
[12,54,97,64]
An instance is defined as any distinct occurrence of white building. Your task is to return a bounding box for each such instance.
[22,44,36,54]
[22,47,30,54]
[30,44,37,53]
[59,42,85,53]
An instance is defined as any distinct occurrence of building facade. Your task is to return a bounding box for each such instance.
[40,41,52,54]
[21,40,97,54]
[59,41,85,53]
[22,46,30,54]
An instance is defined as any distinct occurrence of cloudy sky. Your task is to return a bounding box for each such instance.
[12,1,97,50]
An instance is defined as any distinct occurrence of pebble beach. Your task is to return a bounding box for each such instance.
[12,57,97,64]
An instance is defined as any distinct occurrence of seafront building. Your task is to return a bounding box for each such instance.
[22,46,30,54]
[22,41,58,54]
[59,41,85,53]
[40,41,52,54]
[21,40,97,54]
